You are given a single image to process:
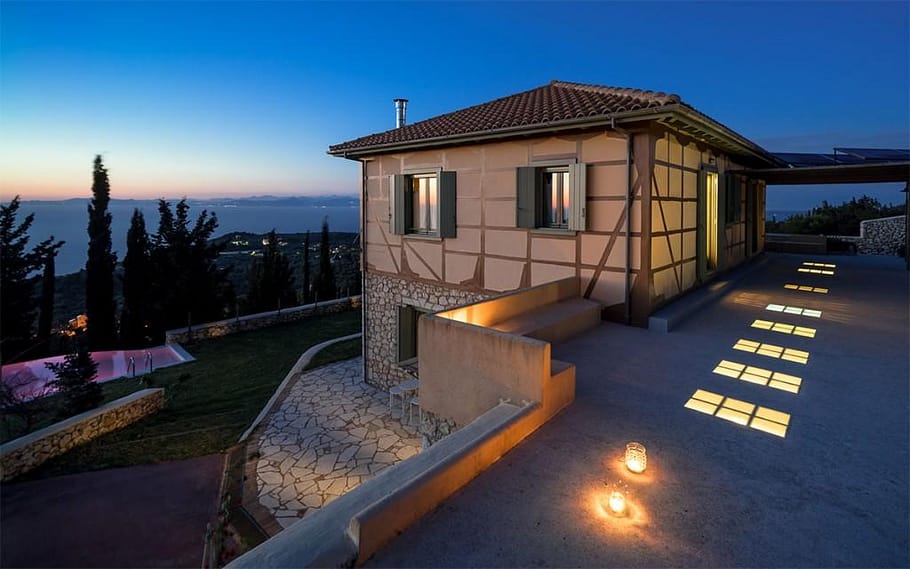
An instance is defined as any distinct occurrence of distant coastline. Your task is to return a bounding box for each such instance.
[16,196,360,275]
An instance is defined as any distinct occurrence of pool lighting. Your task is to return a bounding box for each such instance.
[766,304,822,318]
[712,359,803,393]
[624,442,647,474]
[684,389,791,437]
[750,319,816,338]
[784,284,829,294]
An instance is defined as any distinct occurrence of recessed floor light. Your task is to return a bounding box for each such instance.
[798,267,835,275]
[733,339,809,364]
[784,284,829,294]
[684,389,790,437]
[712,359,803,393]
[801,262,836,268]
[766,304,822,318]
[751,319,817,338]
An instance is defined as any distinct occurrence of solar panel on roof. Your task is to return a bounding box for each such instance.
[834,148,910,162]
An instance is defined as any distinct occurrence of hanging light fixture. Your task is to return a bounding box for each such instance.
[624,442,647,474]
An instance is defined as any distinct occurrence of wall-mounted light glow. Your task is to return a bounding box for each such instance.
[712,359,803,393]
[732,339,810,364]
[624,442,647,474]
[750,319,817,338]
[684,389,791,437]
[784,284,829,294]
[798,267,835,275]
[766,304,822,318]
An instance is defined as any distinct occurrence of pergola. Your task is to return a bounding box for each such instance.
[737,148,910,269]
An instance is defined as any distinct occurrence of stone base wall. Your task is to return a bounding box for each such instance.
[831,215,907,256]
[363,273,488,392]
[418,410,459,449]
[0,388,164,481]
[166,296,362,344]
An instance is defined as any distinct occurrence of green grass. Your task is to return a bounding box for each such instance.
[304,337,361,370]
[15,310,361,481]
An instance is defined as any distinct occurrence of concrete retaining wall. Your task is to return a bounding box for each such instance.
[0,388,165,481]
[228,400,566,568]
[165,296,362,343]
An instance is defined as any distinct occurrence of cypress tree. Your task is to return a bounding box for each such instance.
[314,217,336,301]
[246,230,296,313]
[120,209,150,347]
[301,230,311,304]
[85,155,117,350]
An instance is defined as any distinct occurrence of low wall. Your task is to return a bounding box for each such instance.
[228,400,565,568]
[765,233,827,254]
[166,296,362,343]
[831,215,907,256]
[0,388,164,481]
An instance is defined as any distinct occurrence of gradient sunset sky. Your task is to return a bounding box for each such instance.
[1,1,907,204]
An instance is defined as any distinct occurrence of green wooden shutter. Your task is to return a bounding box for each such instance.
[390,175,408,235]
[516,166,538,228]
[397,305,416,362]
[568,162,587,231]
[438,171,457,238]
[696,169,707,281]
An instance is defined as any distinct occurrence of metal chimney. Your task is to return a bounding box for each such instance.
[393,98,408,128]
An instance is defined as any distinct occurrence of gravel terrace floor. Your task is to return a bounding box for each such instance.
[367,253,909,568]
[253,357,421,529]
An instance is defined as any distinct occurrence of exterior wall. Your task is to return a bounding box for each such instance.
[362,131,643,386]
[648,130,766,312]
[0,388,164,481]
[363,272,488,389]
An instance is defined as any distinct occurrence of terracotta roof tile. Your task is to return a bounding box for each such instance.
[329,80,681,155]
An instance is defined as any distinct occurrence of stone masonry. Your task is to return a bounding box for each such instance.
[832,215,907,256]
[0,388,164,481]
[253,358,420,529]
[362,272,487,390]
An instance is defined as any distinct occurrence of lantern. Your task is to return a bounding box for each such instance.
[607,490,627,515]
[624,442,647,473]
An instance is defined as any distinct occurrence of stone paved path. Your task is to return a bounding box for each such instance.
[255,357,420,528]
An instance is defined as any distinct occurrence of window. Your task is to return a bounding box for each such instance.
[725,173,741,224]
[516,163,586,231]
[397,305,427,364]
[389,171,456,238]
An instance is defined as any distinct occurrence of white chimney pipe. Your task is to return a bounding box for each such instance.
[393,98,408,128]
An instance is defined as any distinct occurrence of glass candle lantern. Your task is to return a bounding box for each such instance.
[607,490,627,515]
[624,442,647,473]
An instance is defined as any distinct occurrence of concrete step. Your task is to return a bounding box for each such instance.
[489,297,602,345]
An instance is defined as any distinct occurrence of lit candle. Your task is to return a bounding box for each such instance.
[608,490,626,515]
[625,442,647,474]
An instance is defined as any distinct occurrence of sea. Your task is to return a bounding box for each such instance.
[16,197,360,276]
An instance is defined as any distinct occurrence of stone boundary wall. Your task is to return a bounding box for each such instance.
[363,273,488,390]
[831,215,907,256]
[166,296,362,344]
[0,388,164,481]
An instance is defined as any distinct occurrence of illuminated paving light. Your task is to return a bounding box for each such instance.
[801,262,836,268]
[712,360,803,393]
[732,339,810,364]
[684,389,791,437]
[797,267,835,275]
[784,284,829,294]
[750,319,817,338]
[765,304,822,318]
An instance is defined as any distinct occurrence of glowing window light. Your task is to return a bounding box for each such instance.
[765,304,822,318]
[784,283,829,294]
[750,319,816,338]
[732,339,810,364]
[684,389,791,437]
[624,442,647,474]
[712,359,803,393]
[797,267,835,275]
[801,262,836,268]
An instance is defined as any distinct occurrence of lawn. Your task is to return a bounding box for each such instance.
[14,310,361,481]
[305,337,361,370]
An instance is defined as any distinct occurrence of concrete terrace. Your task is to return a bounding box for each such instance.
[367,253,909,567]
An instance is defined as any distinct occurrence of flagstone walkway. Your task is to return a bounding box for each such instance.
[254,357,421,528]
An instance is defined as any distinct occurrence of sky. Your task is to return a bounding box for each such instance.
[0,1,908,208]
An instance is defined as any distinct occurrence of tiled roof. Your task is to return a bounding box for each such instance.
[329,80,682,155]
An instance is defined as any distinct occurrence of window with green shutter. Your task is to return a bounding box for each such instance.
[389,171,456,238]
[516,163,587,231]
